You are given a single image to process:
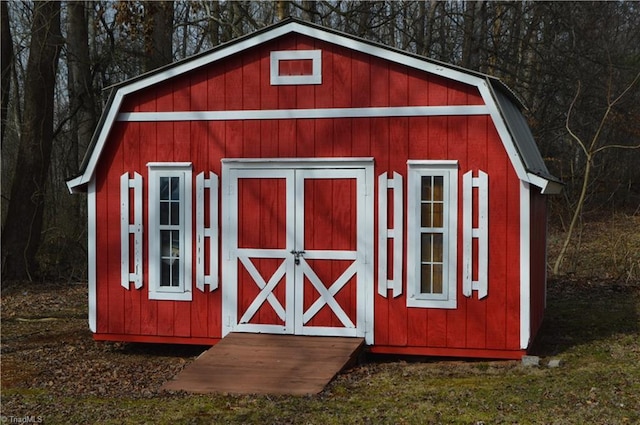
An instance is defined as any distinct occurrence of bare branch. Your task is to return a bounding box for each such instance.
[565,81,589,157]
[593,143,640,155]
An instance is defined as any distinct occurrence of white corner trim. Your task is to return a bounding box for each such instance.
[520,181,531,349]
[87,179,97,333]
[270,50,322,85]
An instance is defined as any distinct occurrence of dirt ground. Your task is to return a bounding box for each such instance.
[0,282,206,400]
[1,276,639,423]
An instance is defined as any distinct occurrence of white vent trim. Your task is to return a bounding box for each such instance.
[270,50,322,85]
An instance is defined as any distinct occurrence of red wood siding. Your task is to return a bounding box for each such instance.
[95,34,526,354]
[529,187,548,342]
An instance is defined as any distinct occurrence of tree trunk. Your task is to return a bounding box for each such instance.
[1,1,63,280]
[67,0,96,172]
[144,1,174,71]
[301,0,317,23]
[1,0,13,144]
[276,1,289,21]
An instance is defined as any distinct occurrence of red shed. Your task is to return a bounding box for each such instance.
[67,19,561,360]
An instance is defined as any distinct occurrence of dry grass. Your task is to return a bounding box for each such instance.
[548,213,640,281]
[1,215,639,424]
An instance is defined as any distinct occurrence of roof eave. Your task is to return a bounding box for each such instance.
[527,172,563,195]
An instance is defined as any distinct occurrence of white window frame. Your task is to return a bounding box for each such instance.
[147,162,193,301]
[270,50,322,85]
[406,160,458,309]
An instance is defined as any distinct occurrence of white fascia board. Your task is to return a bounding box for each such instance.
[67,21,490,192]
[290,23,485,87]
[67,91,126,191]
[477,81,536,189]
[527,172,563,195]
[66,175,85,193]
[67,26,298,192]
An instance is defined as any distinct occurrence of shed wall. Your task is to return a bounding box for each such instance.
[93,34,524,353]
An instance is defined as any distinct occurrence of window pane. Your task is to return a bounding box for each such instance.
[171,230,180,259]
[432,234,443,262]
[170,201,180,226]
[161,261,171,287]
[421,176,432,201]
[161,230,171,257]
[432,264,443,294]
[160,202,169,225]
[421,234,432,262]
[171,177,180,201]
[432,202,443,227]
[420,264,432,294]
[421,203,432,227]
[160,177,170,200]
[433,176,444,201]
[172,259,180,287]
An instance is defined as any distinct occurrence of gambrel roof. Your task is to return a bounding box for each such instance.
[67,18,561,194]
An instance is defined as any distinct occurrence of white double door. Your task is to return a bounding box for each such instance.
[222,160,373,339]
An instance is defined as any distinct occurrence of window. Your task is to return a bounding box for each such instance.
[270,50,322,85]
[407,161,458,308]
[148,163,192,301]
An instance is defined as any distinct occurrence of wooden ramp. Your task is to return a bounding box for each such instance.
[162,333,365,395]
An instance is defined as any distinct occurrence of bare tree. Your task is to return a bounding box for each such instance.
[1,0,12,143]
[2,1,64,280]
[144,1,174,71]
[553,71,640,275]
[67,1,96,171]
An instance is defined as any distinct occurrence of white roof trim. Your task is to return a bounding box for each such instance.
[67,20,551,193]
[527,172,563,195]
[117,105,489,122]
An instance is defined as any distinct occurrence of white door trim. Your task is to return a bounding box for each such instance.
[221,158,374,344]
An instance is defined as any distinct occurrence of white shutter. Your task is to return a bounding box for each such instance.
[120,172,143,290]
[377,172,404,298]
[463,170,488,299]
[196,171,219,292]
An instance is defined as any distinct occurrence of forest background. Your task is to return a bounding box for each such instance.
[1,0,639,282]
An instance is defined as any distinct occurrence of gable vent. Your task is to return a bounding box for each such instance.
[270,50,322,85]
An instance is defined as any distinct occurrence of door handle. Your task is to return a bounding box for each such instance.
[290,250,305,265]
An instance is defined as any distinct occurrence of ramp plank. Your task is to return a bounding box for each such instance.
[162,333,364,395]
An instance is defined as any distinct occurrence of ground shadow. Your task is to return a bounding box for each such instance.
[529,277,640,357]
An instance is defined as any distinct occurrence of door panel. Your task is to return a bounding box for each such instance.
[224,163,370,339]
[237,178,287,250]
[303,178,357,251]
[235,172,293,333]
[237,257,287,326]
[301,259,357,329]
